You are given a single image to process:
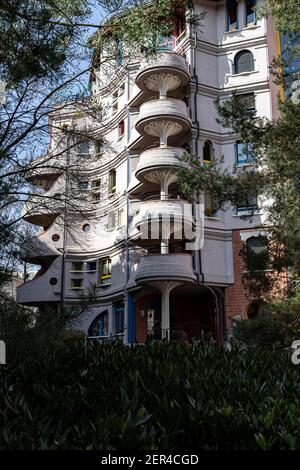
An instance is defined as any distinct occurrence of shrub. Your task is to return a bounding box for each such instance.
[235,316,285,346]
[1,341,300,450]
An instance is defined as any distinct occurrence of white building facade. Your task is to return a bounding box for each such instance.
[17,0,279,342]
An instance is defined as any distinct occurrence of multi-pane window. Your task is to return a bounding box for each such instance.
[237,194,258,213]
[87,261,97,271]
[99,258,112,285]
[88,311,109,337]
[114,301,125,334]
[226,0,238,31]
[78,140,90,155]
[234,50,254,74]
[203,140,213,164]
[79,181,89,190]
[71,279,83,289]
[109,169,116,194]
[91,179,101,190]
[245,0,256,27]
[238,93,256,113]
[92,192,100,202]
[236,141,254,165]
[71,262,83,272]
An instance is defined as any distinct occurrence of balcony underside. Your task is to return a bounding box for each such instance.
[135,253,196,284]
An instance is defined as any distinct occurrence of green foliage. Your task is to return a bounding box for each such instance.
[263,0,300,34]
[235,317,285,347]
[1,341,300,449]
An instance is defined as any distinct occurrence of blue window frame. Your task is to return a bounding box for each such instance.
[237,194,258,213]
[114,302,125,334]
[236,141,254,165]
[88,311,109,337]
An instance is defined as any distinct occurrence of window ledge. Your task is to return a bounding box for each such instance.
[243,269,273,274]
[70,270,84,273]
[236,162,255,167]
[97,283,112,288]
[225,28,242,34]
[243,24,259,30]
[70,287,84,290]
[233,211,261,217]
[232,70,258,77]
[204,216,220,221]
[86,270,97,273]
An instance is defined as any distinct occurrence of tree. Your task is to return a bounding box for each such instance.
[0,0,203,288]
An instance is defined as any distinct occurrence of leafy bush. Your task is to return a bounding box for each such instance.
[235,316,285,346]
[1,341,300,450]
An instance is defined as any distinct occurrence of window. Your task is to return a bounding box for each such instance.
[87,261,97,271]
[91,179,101,190]
[79,181,89,190]
[118,208,126,228]
[246,299,269,319]
[236,141,254,165]
[246,0,256,27]
[203,140,213,164]
[109,169,116,194]
[78,140,90,155]
[246,236,269,271]
[234,50,254,74]
[112,90,118,115]
[238,93,256,113]
[115,38,123,66]
[237,193,258,213]
[99,257,112,285]
[226,0,238,31]
[204,192,216,217]
[114,301,125,334]
[92,193,100,202]
[71,279,83,289]
[107,211,116,230]
[88,311,109,337]
[118,120,125,139]
[71,262,83,272]
[95,141,102,155]
[119,83,125,95]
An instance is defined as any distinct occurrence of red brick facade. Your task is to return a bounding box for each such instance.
[224,230,249,326]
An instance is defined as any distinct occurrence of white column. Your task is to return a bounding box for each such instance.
[149,281,183,341]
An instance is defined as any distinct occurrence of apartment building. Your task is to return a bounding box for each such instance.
[17,0,279,342]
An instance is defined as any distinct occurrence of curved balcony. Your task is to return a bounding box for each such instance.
[135,146,188,182]
[25,155,63,190]
[134,199,193,235]
[20,224,63,263]
[136,52,190,96]
[17,257,62,305]
[135,99,191,145]
[135,253,196,284]
[22,197,61,227]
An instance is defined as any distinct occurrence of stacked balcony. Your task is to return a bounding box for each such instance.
[131,52,195,285]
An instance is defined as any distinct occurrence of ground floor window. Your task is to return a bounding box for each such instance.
[88,311,109,337]
[114,301,125,334]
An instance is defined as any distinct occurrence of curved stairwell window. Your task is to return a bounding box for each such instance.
[114,301,125,334]
[88,311,109,337]
[109,169,116,195]
[99,257,112,285]
[204,192,216,218]
[203,140,213,164]
[234,50,254,74]
[246,236,269,271]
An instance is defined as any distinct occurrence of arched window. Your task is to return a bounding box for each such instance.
[246,299,269,319]
[88,311,109,337]
[234,50,254,74]
[203,140,213,163]
[246,236,269,271]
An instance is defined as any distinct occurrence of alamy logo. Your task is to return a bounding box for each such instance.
[0,341,6,365]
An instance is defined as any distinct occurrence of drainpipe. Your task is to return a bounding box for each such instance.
[190,2,222,343]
